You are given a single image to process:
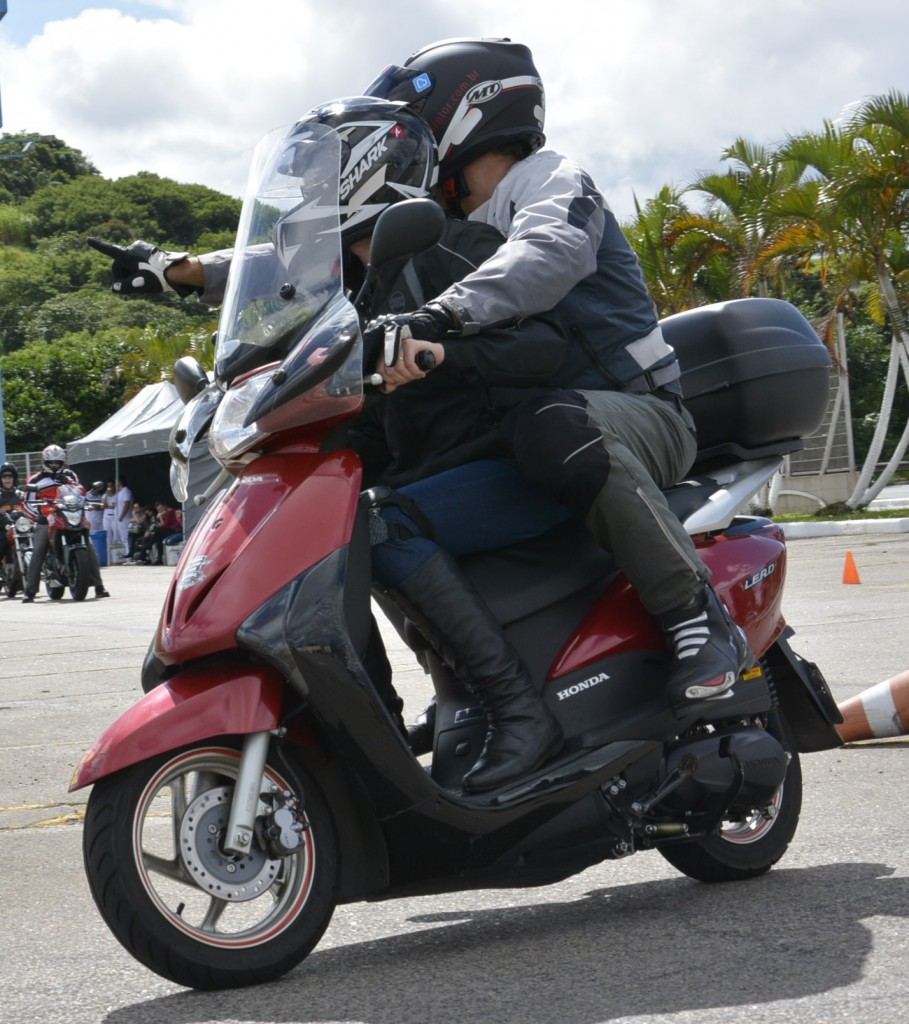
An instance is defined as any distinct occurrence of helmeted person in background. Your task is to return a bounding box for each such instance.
[363,38,750,712]
[0,463,23,566]
[21,445,110,603]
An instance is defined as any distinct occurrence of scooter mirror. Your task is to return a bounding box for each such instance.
[368,197,446,268]
[353,198,446,310]
[173,356,210,405]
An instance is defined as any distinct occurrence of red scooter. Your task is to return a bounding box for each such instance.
[72,122,842,990]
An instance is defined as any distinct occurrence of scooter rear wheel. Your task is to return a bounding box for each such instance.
[82,739,338,989]
[658,710,802,882]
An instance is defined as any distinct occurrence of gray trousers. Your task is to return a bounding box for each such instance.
[509,388,709,616]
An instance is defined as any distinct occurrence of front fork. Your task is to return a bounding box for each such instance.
[223,731,273,856]
[220,727,309,859]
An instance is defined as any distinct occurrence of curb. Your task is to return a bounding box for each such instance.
[781,517,909,539]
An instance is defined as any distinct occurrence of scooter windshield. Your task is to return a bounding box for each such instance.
[214,122,360,397]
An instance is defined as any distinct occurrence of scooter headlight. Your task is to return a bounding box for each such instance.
[208,373,270,465]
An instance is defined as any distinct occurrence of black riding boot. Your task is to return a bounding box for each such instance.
[363,614,408,739]
[389,550,562,793]
[406,696,437,755]
[657,584,753,707]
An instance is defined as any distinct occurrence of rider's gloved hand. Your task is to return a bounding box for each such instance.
[390,301,461,342]
[86,237,196,297]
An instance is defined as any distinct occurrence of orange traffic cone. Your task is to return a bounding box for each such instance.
[836,669,909,742]
[842,550,861,584]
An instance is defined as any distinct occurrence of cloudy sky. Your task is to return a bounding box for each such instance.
[1,0,907,222]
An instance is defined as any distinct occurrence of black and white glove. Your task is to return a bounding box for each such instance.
[388,301,460,343]
[86,237,194,297]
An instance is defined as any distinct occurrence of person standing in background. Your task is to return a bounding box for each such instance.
[102,481,117,557]
[84,482,106,534]
[115,479,133,553]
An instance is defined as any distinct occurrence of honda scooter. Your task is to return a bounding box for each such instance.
[72,121,842,990]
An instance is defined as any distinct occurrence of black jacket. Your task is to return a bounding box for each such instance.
[0,487,22,513]
[346,218,568,488]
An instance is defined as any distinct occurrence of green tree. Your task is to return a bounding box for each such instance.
[22,172,240,246]
[679,139,805,300]
[0,245,53,351]
[120,323,217,391]
[0,204,35,246]
[770,93,909,505]
[0,331,130,450]
[21,290,205,347]
[0,133,98,202]
[622,186,708,316]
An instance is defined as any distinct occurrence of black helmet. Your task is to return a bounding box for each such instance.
[0,462,17,486]
[285,96,438,244]
[364,38,546,181]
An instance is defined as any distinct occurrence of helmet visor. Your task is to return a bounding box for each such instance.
[363,65,435,111]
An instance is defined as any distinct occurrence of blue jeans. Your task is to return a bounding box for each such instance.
[369,460,572,588]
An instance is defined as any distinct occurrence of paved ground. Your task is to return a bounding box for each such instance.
[1,533,909,1024]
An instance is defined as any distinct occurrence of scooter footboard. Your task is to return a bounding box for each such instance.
[70,664,286,790]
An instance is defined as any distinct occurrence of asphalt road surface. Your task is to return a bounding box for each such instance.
[2,532,908,1024]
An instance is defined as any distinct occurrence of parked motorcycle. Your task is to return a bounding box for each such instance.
[0,509,24,598]
[7,507,66,600]
[72,122,843,991]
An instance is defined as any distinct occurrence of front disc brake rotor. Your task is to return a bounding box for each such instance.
[179,785,280,902]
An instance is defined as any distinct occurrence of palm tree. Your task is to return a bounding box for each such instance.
[622,186,707,315]
[770,92,909,506]
[678,138,804,300]
[120,322,217,397]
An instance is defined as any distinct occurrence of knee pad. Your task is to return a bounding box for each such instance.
[507,394,610,518]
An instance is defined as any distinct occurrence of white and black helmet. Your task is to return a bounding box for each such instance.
[42,444,67,473]
[286,97,439,244]
[364,38,546,182]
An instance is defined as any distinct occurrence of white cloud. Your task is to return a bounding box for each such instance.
[2,0,907,220]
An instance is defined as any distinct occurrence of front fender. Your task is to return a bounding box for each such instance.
[70,664,285,790]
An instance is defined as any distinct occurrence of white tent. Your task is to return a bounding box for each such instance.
[67,382,219,533]
[67,382,183,463]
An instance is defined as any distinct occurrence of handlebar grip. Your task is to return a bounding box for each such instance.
[416,350,436,372]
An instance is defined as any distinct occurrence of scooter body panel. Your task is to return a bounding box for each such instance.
[157,449,362,664]
[70,665,286,790]
[550,521,787,679]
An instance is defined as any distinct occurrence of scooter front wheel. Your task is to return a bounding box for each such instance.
[82,739,338,989]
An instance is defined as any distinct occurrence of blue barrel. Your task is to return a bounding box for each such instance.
[91,530,108,567]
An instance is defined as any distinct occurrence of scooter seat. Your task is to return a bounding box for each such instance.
[460,519,616,625]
